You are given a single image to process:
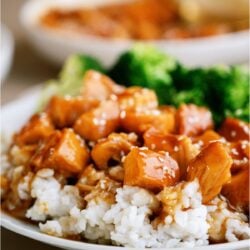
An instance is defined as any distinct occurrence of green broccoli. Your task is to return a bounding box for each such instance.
[170,65,207,106]
[205,66,249,112]
[204,65,249,123]
[38,54,104,110]
[172,89,205,107]
[109,44,177,104]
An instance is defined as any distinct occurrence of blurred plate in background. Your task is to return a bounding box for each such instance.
[1,24,14,82]
[20,0,249,67]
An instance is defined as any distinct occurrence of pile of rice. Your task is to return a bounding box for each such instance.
[1,143,249,249]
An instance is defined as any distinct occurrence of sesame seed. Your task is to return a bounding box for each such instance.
[120,110,126,119]
[243,126,250,134]
[230,131,237,137]
[231,148,239,155]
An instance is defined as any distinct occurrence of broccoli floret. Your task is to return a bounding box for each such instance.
[171,65,207,106]
[205,65,249,113]
[173,66,207,90]
[38,54,104,110]
[172,89,206,107]
[109,44,177,104]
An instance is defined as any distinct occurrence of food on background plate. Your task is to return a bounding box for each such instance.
[1,59,250,247]
[40,0,249,40]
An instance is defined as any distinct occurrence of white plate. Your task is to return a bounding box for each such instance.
[1,87,250,250]
[1,24,14,82]
[20,0,249,67]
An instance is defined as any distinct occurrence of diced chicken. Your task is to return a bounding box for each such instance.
[74,100,120,141]
[77,164,105,192]
[124,147,180,191]
[228,140,249,174]
[91,132,138,169]
[192,130,222,148]
[118,86,158,112]
[222,167,249,213]
[46,96,99,128]
[31,129,89,174]
[81,70,124,101]
[14,113,54,146]
[219,118,250,142]
[187,142,232,203]
[176,104,213,136]
[144,128,198,179]
[120,107,175,135]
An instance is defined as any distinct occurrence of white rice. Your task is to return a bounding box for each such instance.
[103,186,159,248]
[39,181,211,248]
[207,196,250,242]
[17,172,34,200]
[26,169,82,221]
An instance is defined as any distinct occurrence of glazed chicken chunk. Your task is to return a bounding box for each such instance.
[74,100,120,141]
[81,70,124,101]
[31,128,89,174]
[222,167,249,213]
[46,96,99,128]
[124,147,180,191]
[14,113,54,146]
[187,142,232,203]
[91,132,138,169]
[144,128,198,178]
[219,118,250,142]
[176,104,214,136]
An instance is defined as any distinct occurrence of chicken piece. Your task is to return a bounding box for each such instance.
[219,118,250,142]
[77,164,105,193]
[228,140,249,174]
[192,130,222,148]
[46,96,99,128]
[118,86,158,112]
[14,113,54,146]
[144,128,198,179]
[120,107,175,135]
[176,104,213,136]
[222,167,249,213]
[187,142,232,203]
[81,70,124,101]
[124,147,180,192]
[74,100,120,141]
[31,129,89,174]
[91,132,138,169]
